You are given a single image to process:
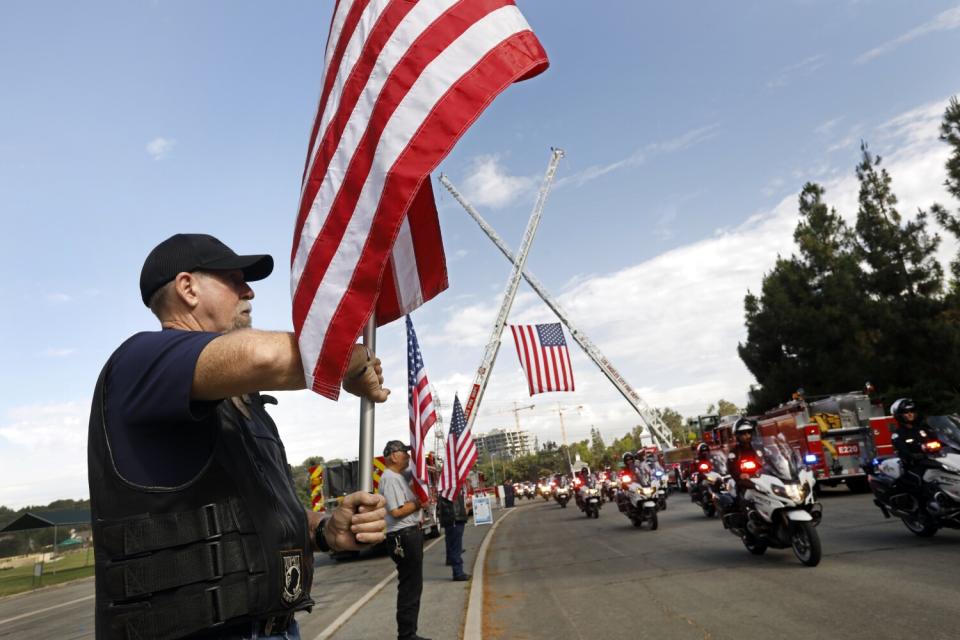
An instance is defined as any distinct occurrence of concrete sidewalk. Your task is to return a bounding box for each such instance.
[322,505,517,640]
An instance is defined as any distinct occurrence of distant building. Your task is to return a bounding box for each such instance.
[476,428,532,459]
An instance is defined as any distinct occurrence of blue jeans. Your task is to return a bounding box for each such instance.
[444,522,466,577]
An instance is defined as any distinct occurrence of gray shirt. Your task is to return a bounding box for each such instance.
[381,468,420,532]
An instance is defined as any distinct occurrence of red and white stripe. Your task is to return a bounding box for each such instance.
[409,364,436,503]
[509,324,576,396]
[439,397,477,502]
[292,0,549,399]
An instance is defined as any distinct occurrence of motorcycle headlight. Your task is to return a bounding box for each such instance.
[771,484,788,498]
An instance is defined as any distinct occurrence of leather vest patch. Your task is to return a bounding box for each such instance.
[280,550,304,604]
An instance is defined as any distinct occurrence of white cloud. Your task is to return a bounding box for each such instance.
[856,5,960,64]
[40,347,76,358]
[45,292,73,303]
[0,402,88,508]
[459,155,535,209]
[146,136,176,160]
[814,117,844,136]
[766,54,826,89]
[556,124,719,189]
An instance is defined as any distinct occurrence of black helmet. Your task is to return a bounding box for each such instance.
[891,398,917,423]
[697,443,709,455]
[622,452,635,464]
[734,418,756,434]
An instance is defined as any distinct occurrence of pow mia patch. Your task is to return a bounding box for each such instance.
[280,550,303,604]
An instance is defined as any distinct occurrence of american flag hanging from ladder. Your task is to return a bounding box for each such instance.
[291,0,550,399]
[440,394,477,501]
[509,322,575,396]
[407,315,436,502]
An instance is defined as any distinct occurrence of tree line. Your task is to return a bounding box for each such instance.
[739,98,960,415]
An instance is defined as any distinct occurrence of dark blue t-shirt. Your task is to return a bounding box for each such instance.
[103,329,221,487]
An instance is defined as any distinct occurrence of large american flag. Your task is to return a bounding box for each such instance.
[407,315,436,502]
[291,0,549,399]
[439,394,477,501]
[509,322,576,396]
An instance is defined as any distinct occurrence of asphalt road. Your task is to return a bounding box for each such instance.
[3,490,959,639]
[483,489,960,640]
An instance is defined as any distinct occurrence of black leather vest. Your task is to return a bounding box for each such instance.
[88,359,314,639]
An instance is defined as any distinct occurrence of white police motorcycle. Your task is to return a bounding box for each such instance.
[616,471,659,530]
[721,436,823,566]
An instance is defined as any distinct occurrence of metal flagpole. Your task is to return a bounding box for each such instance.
[438,174,675,449]
[460,148,565,430]
[358,316,376,493]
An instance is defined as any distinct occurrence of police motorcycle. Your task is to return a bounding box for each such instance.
[539,479,553,501]
[573,474,602,518]
[602,474,618,503]
[866,415,960,537]
[689,450,727,518]
[720,435,823,566]
[652,469,668,511]
[554,476,572,508]
[616,469,659,530]
[641,458,668,511]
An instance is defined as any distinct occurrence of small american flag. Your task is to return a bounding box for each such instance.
[440,394,477,501]
[407,315,436,502]
[509,322,575,396]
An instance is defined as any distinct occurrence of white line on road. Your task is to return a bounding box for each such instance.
[0,594,95,626]
[312,535,445,640]
[463,506,519,640]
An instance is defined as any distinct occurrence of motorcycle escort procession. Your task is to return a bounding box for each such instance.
[719,433,823,566]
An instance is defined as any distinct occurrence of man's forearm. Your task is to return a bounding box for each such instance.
[193,330,306,400]
[390,500,420,519]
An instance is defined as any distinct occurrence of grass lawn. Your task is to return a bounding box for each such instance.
[0,549,95,598]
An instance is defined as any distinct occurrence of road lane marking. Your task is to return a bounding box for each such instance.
[463,506,519,640]
[0,594,95,626]
[312,535,445,640]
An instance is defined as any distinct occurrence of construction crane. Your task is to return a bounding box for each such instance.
[483,402,535,457]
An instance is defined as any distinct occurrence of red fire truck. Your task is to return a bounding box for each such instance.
[702,393,896,493]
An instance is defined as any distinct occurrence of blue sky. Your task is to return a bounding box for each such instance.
[2,1,959,507]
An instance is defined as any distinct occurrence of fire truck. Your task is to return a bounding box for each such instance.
[702,393,896,493]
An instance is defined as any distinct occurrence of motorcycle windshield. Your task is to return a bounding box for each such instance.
[710,451,729,475]
[925,415,960,452]
[758,435,801,481]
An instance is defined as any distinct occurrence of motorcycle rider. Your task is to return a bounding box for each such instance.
[890,398,941,511]
[574,467,593,508]
[727,418,761,510]
[621,452,637,475]
[639,452,662,484]
[691,443,713,500]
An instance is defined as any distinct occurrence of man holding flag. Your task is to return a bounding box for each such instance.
[439,395,478,581]
[87,234,391,639]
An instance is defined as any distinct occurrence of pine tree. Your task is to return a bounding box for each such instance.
[932,97,960,290]
[854,142,942,300]
[853,142,959,411]
[739,183,868,411]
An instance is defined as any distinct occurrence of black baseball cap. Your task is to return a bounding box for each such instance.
[383,440,412,457]
[139,233,274,306]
